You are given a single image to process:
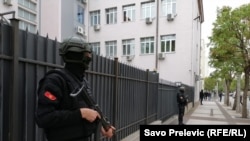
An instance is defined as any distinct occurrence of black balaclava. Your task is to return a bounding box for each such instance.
[64,52,92,80]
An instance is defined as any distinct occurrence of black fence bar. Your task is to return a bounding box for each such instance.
[113,57,118,141]
[9,18,21,141]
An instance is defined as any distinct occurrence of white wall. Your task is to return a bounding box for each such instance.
[40,0,62,41]
[88,0,202,89]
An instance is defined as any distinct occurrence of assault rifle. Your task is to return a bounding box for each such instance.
[70,84,112,132]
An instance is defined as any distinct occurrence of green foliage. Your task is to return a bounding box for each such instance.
[207,3,250,117]
[204,77,216,91]
[204,76,225,92]
[230,78,244,91]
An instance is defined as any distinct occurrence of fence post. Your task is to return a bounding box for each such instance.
[113,57,118,141]
[145,69,149,124]
[9,18,21,141]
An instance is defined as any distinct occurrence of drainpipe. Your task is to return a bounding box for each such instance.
[155,0,159,70]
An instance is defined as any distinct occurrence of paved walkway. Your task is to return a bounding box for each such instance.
[121,99,250,141]
[184,100,250,125]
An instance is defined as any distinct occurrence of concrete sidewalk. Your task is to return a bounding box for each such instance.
[185,100,250,125]
[121,99,250,141]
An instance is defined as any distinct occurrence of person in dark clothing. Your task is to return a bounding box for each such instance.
[203,91,207,101]
[219,91,223,102]
[35,36,115,141]
[199,89,204,105]
[177,86,188,125]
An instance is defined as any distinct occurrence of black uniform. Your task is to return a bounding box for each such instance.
[200,90,204,105]
[35,65,98,141]
[177,89,188,125]
[35,36,115,141]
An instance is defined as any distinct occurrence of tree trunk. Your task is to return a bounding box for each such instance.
[232,97,236,110]
[225,80,231,106]
[236,74,241,113]
[242,71,249,118]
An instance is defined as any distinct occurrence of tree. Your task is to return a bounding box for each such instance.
[208,4,250,118]
[204,77,216,91]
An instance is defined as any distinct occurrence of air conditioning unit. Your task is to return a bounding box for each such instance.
[3,0,12,6]
[167,14,174,21]
[76,26,84,35]
[145,17,153,24]
[158,53,166,60]
[94,24,101,31]
[126,55,135,61]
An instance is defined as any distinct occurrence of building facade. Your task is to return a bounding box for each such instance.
[86,0,204,101]
[0,0,38,33]
[1,0,204,101]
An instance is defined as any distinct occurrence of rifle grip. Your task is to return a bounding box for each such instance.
[102,119,111,131]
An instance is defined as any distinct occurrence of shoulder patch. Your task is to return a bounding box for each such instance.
[44,91,57,101]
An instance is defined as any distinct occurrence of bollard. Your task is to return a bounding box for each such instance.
[210,109,213,116]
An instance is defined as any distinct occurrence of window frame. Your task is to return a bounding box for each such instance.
[90,42,101,55]
[141,2,155,19]
[122,39,135,56]
[77,5,84,24]
[123,5,136,22]
[160,34,176,53]
[105,40,117,57]
[90,10,100,26]
[106,7,117,24]
[140,37,155,54]
[162,0,176,16]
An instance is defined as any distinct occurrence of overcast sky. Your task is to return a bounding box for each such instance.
[202,0,250,76]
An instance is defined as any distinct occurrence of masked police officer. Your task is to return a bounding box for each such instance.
[35,36,115,141]
[177,86,188,125]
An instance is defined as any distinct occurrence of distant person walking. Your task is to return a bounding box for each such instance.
[199,89,204,105]
[219,91,223,102]
[204,91,208,101]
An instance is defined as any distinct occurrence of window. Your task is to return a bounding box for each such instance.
[90,42,100,55]
[18,0,36,11]
[161,35,176,53]
[90,10,100,26]
[77,5,84,24]
[105,41,117,57]
[122,39,135,56]
[19,21,36,33]
[106,7,117,24]
[18,8,36,23]
[18,7,36,33]
[140,37,154,54]
[162,0,176,16]
[123,5,135,22]
[141,2,155,19]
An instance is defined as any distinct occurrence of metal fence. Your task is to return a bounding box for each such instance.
[0,19,194,141]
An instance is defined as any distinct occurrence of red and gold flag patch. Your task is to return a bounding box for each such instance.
[44,91,57,101]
